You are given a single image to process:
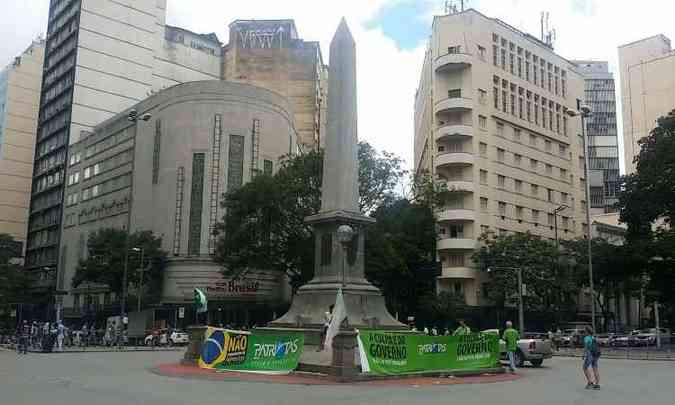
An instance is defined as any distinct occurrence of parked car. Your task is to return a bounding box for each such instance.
[483,329,553,367]
[610,334,630,347]
[169,330,189,345]
[144,329,188,346]
[629,328,672,346]
[596,334,614,347]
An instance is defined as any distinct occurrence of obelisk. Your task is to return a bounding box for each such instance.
[270,19,404,331]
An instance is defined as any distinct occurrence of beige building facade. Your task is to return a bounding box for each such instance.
[222,20,328,152]
[58,81,295,323]
[0,39,45,244]
[414,9,588,305]
[618,35,675,174]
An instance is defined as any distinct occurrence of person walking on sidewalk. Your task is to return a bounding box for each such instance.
[18,320,30,354]
[502,321,520,373]
[582,326,601,390]
[56,321,65,351]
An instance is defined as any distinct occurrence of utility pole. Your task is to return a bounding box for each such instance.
[517,267,524,335]
[136,248,144,313]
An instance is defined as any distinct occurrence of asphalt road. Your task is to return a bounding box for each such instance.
[1,349,672,405]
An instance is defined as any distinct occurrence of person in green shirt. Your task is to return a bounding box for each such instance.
[582,326,601,389]
[502,321,520,373]
[453,319,471,336]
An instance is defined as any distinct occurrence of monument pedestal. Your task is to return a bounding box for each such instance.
[181,325,207,365]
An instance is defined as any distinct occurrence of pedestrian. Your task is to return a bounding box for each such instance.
[453,319,471,336]
[502,321,520,373]
[56,321,65,351]
[18,320,30,354]
[30,321,38,348]
[582,325,601,390]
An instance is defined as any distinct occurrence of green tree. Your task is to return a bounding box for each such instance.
[214,141,407,288]
[71,229,167,302]
[0,234,30,328]
[364,198,438,319]
[472,232,574,314]
[620,110,675,238]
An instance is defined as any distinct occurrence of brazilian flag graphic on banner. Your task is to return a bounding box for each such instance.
[199,327,304,374]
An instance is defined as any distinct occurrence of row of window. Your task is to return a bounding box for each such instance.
[41,91,72,124]
[43,54,74,88]
[69,151,82,166]
[28,209,61,232]
[85,127,133,159]
[81,174,131,202]
[492,75,569,136]
[479,142,570,181]
[34,147,66,176]
[38,110,69,142]
[47,0,80,37]
[27,227,60,249]
[34,169,64,194]
[72,292,114,309]
[492,33,567,98]
[30,189,62,213]
[44,35,77,70]
[82,149,133,181]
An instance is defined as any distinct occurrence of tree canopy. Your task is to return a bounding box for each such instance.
[214,141,408,288]
[71,229,167,298]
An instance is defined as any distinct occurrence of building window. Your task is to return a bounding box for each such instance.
[546,164,553,175]
[496,122,504,135]
[509,53,514,74]
[530,159,538,170]
[448,45,462,54]
[510,94,515,115]
[515,179,523,193]
[152,119,161,184]
[493,87,499,108]
[525,61,530,81]
[517,57,522,77]
[560,168,567,179]
[498,201,507,216]
[561,192,568,203]
[227,135,245,191]
[518,98,523,119]
[447,254,465,267]
[501,48,506,70]
[545,140,552,152]
[188,153,205,255]
[480,197,488,212]
[547,188,554,202]
[449,224,464,238]
[478,89,487,105]
[479,115,487,129]
[497,148,505,162]
[559,143,567,156]
[563,116,568,136]
[529,134,537,146]
[263,159,273,176]
[514,153,522,166]
[454,282,463,294]
[497,175,506,188]
[448,89,461,98]
[502,90,507,112]
[531,184,539,196]
[446,194,464,209]
[516,206,524,220]
[479,142,487,156]
[513,128,521,142]
[532,209,540,223]
[526,101,531,121]
[548,213,555,225]
[562,216,569,229]
[493,45,498,66]
[480,169,488,184]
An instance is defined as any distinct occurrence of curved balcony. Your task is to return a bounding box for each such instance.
[437,238,476,251]
[437,208,475,223]
[436,152,474,168]
[440,267,480,279]
[435,124,473,142]
[434,97,473,115]
[439,180,474,193]
[434,53,472,72]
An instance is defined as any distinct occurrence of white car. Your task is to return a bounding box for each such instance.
[144,330,189,346]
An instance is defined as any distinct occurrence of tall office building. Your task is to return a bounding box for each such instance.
[572,61,619,214]
[618,35,675,174]
[222,20,327,152]
[0,39,45,245]
[414,9,587,305]
[27,0,221,275]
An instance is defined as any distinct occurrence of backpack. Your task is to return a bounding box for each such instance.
[589,336,601,357]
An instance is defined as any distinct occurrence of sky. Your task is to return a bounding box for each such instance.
[2,0,675,177]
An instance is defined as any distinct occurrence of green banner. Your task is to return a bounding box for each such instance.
[357,330,499,375]
[199,327,304,374]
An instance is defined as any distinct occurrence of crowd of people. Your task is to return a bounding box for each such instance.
[11,320,126,353]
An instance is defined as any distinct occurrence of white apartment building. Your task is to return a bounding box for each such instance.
[618,35,675,174]
[0,39,45,244]
[414,9,588,305]
[27,0,222,273]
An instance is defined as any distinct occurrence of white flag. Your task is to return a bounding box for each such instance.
[323,288,347,352]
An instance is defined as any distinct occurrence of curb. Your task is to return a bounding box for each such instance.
[553,353,675,362]
[1,344,184,354]
[151,363,519,386]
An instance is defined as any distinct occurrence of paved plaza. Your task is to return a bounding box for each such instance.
[1,348,673,405]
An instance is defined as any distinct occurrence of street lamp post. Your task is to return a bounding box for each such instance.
[120,109,152,323]
[566,103,596,332]
[552,204,569,251]
[488,266,525,335]
[134,247,144,313]
[336,224,356,287]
